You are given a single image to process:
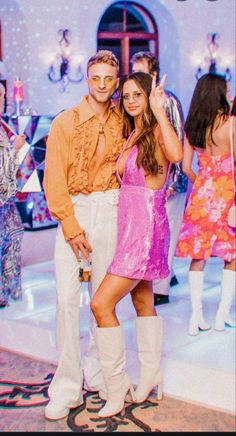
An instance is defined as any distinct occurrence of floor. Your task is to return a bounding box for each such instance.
[0,230,235,418]
[0,349,235,433]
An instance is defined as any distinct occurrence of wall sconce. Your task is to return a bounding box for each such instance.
[48,29,84,92]
[195,33,232,81]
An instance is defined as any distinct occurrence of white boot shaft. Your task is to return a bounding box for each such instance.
[215,269,236,331]
[134,316,163,403]
[95,325,134,418]
[188,271,211,335]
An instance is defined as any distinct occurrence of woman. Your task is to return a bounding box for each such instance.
[176,73,235,335]
[90,72,183,418]
[0,82,25,307]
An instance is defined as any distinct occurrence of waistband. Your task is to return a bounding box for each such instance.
[71,189,119,204]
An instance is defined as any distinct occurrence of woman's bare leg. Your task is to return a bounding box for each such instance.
[90,274,140,327]
[91,274,138,417]
[190,259,206,271]
[131,280,156,317]
[224,258,236,271]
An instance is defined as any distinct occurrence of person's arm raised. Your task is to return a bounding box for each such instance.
[149,74,183,163]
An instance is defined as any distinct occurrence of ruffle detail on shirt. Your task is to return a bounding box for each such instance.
[71,107,124,192]
[99,112,124,190]
[71,109,91,193]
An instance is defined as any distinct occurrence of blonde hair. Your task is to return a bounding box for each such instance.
[87,50,119,75]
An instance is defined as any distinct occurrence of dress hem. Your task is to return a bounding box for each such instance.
[107,270,170,281]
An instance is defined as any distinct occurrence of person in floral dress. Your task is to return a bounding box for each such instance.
[176,73,235,335]
[0,83,25,307]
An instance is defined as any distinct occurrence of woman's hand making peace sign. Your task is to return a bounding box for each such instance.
[149,74,167,112]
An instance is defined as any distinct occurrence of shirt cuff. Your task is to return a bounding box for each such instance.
[61,215,84,241]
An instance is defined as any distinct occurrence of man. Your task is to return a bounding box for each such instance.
[43,50,124,420]
[131,51,188,305]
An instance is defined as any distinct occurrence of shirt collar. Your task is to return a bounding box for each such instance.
[74,95,120,125]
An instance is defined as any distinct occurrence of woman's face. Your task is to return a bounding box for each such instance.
[122,79,147,118]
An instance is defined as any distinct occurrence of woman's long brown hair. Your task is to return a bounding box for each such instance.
[118,72,159,175]
[185,73,230,148]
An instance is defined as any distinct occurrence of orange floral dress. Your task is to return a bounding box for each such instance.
[176,152,236,262]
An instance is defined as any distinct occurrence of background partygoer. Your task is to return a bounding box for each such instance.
[0,82,25,308]
[176,73,235,335]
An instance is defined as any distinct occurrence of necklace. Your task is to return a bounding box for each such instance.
[99,123,104,134]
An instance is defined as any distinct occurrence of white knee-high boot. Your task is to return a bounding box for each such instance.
[134,316,163,403]
[188,271,211,336]
[215,269,236,331]
[95,325,135,418]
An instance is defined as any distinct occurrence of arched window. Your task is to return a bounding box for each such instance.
[97,1,158,76]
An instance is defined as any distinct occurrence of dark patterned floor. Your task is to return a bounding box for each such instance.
[0,349,235,432]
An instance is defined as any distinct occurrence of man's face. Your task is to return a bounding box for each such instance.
[87,63,119,103]
[132,59,150,74]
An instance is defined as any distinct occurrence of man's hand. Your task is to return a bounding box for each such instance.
[68,233,92,261]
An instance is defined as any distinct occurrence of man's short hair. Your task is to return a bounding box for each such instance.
[87,50,119,75]
[130,51,160,80]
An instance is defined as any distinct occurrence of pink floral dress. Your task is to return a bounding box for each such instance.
[176,152,235,262]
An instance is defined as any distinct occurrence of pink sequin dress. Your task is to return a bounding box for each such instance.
[107,143,170,280]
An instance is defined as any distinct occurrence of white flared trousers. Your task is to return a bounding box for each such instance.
[48,189,118,406]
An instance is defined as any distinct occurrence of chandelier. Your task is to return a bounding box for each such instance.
[48,29,84,92]
[195,33,232,81]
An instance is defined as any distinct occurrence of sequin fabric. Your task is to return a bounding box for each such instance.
[107,145,170,280]
[176,152,236,262]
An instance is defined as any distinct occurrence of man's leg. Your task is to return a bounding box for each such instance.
[153,192,187,304]
[46,224,84,419]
